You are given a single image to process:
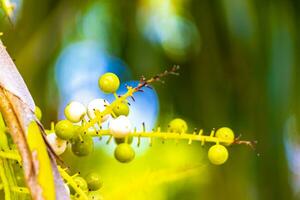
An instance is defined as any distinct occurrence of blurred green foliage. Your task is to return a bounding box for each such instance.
[1,0,300,199]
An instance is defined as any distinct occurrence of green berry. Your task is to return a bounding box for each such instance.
[114,143,135,163]
[55,120,78,140]
[88,190,103,200]
[215,127,235,145]
[71,135,94,157]
[112,102,129,117]
[167,118,188,133]
[98,73,120,93]
[34,106,42,120]
[208,144,228,165]
[86,172,103,191]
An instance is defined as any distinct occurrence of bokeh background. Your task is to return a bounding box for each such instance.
[1,0,299,199]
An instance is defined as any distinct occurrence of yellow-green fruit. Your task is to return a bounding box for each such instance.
[35,106,42,120]
[112,102,129,117]
[98,73,120,93]
[215,127,235,145]
[208,144,229,165]
[86,172,103,191]
[55,120,78,140]
[71,135,94,157]
[167,118,188,133]
[114,143,135,163]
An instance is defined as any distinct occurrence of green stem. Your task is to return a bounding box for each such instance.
[10,186,29,194]
[3,160,16,199]
[0,151,21,161]
[80,87,135,132]
[85,129,234,145]
[0,126,20,199]
[0,160,11,200]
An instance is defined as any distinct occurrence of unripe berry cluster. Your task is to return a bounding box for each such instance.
[0,67,253,200]
[48,72,134,163]
[45,72,239,166]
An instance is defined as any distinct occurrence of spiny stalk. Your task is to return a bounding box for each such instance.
[79,66,180,133]
[83,127,254,147]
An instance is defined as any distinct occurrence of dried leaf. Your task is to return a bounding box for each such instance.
[0,41,35,111]
[0,41,69,200]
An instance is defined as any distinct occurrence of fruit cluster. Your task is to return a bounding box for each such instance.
[0,67,253,200]
[46,71,237,166]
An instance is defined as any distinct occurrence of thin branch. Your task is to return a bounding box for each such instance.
[80,66,180,132]
[135,65,180,91]
[83,128,255,147]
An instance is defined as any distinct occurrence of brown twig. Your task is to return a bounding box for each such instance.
[0,87,40,199]
[232,135,258,150]
[135,65,180,91]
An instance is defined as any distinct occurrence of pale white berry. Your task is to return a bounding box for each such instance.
[87,99,110,122]
[64,101,86,123]
[46,132,67,155]
[109,116,132,138]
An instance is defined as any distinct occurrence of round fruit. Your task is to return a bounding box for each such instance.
[46,132,67,155]
[208,144,229,165]
[86,172,103,191]
[112,102,130,117]
[55,120,78,140]
[34,106,42,120]
[99,72,120,93]
[109,116,132,138]
[88,190,103,200]
[87,99,110,121]
[167,118,188,133]
[64,101,87,123]
[71,135,94,156]
[215,127,235,145]
[114,143,135,163]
